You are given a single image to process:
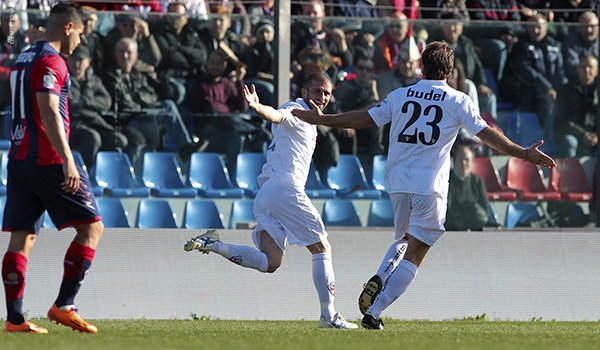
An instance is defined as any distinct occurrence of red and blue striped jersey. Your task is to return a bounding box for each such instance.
[9,41,71,165]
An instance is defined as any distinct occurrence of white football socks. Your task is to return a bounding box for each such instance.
[211,241,268,272]
[368,259,418,319]
[312,252,336,321]
[376,238,408,282]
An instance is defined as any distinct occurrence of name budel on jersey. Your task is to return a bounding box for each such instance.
[406,88,447,102]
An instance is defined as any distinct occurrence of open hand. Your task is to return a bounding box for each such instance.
[527,140,556,168]
[291,99,323,124]
[243,84,259,109]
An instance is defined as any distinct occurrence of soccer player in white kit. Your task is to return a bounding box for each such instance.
[184,73,358,329]
[292,42,556,329]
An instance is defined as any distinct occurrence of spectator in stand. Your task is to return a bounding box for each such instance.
[349,27,376,64]
[554,54,599,158]
[445,144,490,231]
[430,11,498,122]
[76,0,162,12]
[159,0,210,18]
[241,20,275,107]
[103,38,206,162]
[247,0,275,26]
[190,49,268,171]
[376,43,421,99]
[562,11,599,81]
[67,45,145,168]
[219,0,251,42]
[466,0,521,21]
[153,2,208,103]
[291,0,353,75]
[500,14,567,131]
[373,12,425,75]
[377,0,420,19]
[328,0,379,17]
[333,55,381,156]
[102,12,162,73]
[419,0,468,19]
[79,7,104,72]
[0,11,29,111]
[197,4,246,75]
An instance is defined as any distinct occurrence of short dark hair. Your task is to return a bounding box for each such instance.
[421,41,454,80]
[47,1,85,32]
[302,73,332,91]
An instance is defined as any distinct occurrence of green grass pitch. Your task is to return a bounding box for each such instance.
[2,319,600,350]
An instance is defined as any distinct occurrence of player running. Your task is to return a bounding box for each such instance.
[184,73,357,329]
[292,41,556,329]
[2,2,103,333]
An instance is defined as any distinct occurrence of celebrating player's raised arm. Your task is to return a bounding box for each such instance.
[291,100,375,129]
[476,127,556,168]
[243,84,283,123]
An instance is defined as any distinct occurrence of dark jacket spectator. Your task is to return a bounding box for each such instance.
[562,11,599,80]
[445,144,490,231]
[153,2,208,80]
[373,12,425,75]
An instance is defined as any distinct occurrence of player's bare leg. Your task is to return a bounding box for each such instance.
[3,231,48,333]
[308,239,357,329]
[362,234,430,330]
[48,221,104,333]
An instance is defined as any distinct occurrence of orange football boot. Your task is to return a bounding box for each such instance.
[4,320,49,333]
[47,304,98,333]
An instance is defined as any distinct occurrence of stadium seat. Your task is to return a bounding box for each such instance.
[371,155,388,197]
[503,111,559,155]
[228,199,256,229]
[142,152,196,197]
[504,202,540,228]
[305,162,336,198]
[483,68,514,112]
[95,152,150,197]
[504,158,562,201]
[487,202,500,227]
[367,199,394,227]
[0,196,5,224]
[235,153,266,198]
[471,157,517,201]
[96,197,131,228]
[72,151,103,196]
[187,153,244,198]
[182,199,225,229]
[0,151,7,196]
[135,199,177,228]
[0,140,10,150]
[549,158,593,202]
[42,211,56,228]
[325,155,381,199]
[322,199,362,226]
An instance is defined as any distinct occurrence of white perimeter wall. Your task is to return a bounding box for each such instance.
[1,228,599,321]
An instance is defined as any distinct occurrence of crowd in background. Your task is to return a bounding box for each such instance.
[0,1,598,185]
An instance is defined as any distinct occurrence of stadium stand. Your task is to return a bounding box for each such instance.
[322,199,362,227]
[135,199,177,228]
[182,199,225,229]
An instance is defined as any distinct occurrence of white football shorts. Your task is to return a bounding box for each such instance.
[390,192,447,246]
[252,178,328,252]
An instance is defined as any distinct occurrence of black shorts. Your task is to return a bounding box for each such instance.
[2,160,101,233]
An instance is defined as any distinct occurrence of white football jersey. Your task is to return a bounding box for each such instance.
[368,79,488,196]
[257,98,318,189]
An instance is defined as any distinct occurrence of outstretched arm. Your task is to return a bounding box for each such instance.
[243,84,283,123]
[477,127,556,168]
[291,99,375,129]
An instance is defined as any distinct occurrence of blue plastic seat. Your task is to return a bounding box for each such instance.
[367,199,394,227]
[72,151,103,196]
[0,140,10,150]
[188,153,244,198]
[371,155,388,197]
[142,152,196,197]
[488,202,500,226]
[95,152,150,197]
[96,197,131,227]
[504,202,540,228]
[0,151,7,196]
[182,199,224,229]
[305,162,336,198]
[228,199,256,229]
[0,196,5,224]
[504,112,559,155]
[326,155,381,199]
[135,199,177,228]
[42,211,56,228]
[235,153,266,198]
[483,68,514,112]
[322,199,361,226]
